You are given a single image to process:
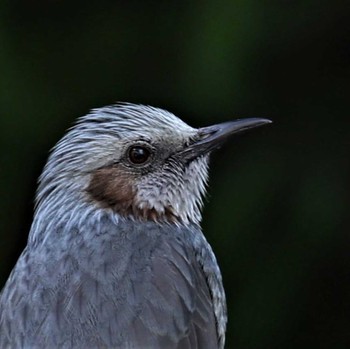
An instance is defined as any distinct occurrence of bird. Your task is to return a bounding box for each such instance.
[0,103,271,348]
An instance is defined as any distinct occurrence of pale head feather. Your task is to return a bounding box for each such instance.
[33,103,210,240]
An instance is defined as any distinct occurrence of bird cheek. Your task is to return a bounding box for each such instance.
[86,167,179,223]
[86,165,137,213]
[133,180,180,223]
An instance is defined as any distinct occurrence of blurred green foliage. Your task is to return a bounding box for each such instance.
[0,1,349,348]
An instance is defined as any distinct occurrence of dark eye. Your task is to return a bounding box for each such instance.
[128,146,151,165]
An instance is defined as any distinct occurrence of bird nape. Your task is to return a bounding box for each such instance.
[0,103,271,349]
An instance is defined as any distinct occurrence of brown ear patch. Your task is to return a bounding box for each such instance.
[86,164,181,223]
[86,165,136,214]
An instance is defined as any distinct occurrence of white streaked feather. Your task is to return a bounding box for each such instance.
[32,103,210,240]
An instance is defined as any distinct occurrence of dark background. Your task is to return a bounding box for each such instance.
[0,1,349,348]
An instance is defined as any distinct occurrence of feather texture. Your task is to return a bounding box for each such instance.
[0,215,226,348]
[0,103,228,348]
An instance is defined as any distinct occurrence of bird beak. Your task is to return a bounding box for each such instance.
[182,118,272,160]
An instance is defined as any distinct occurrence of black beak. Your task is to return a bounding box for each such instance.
[182,118,272,160]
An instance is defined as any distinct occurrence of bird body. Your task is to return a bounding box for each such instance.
[0,103,270,348]
[1,216,223,348]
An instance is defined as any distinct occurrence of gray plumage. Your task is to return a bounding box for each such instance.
[0,103,270,348]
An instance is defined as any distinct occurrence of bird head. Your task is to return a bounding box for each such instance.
[35,103,270,226]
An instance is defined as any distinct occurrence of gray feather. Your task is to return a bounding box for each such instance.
[0,103,229,348]
[0,216,225,348]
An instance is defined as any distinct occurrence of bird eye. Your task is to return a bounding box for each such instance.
[128,146,151,165]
